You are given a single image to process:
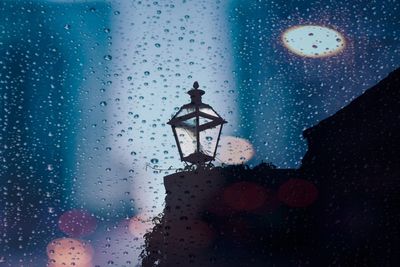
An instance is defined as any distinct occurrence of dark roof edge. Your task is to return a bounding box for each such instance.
[303,67,400,139]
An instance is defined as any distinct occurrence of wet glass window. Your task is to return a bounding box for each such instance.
[1,0,399,266]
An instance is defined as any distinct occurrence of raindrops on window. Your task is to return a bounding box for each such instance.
[1,0,399,266]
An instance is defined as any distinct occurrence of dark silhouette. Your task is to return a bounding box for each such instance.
[299,67,400,266]
[141,68,400,266]
[167,82,227,166]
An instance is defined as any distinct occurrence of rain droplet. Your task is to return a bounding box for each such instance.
[104,55,112,61]
[100,101,107,106]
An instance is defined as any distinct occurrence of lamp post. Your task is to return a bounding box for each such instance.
[167,81,227,168]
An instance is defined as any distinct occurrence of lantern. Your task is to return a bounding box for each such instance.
[167,82,227,166]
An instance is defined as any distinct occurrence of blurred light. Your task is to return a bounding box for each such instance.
[217,136,254,165]
[58,209,97,237]
[46,238,93,267]
[223,182,268,211]
[282,25,345,58]
[128,213,154,238]
[278,178,318,207]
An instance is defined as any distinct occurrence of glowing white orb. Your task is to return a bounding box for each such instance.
[282,25,345,58]
[217,136,254,165]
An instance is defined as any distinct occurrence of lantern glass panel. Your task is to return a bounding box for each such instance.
[198,116,212,126]
[180,117,197,128]
[175,106,195,118]
[199,124,222,157]
[175,125,197,158]
[199,107,218,118]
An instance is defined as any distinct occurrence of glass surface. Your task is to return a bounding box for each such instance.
[175,106,195,119]
[1,0,399,265]
[199,107,219,118]
[175,126,197,158]
[199,125,222,157]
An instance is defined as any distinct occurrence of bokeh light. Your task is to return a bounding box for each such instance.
[58,209,97,237]
[46,238,93,267]
[282,25,345,58]
[217,136,255,165]
[128,213,154,238]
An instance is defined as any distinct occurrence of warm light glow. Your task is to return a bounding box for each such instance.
[128,213,154,238]
[47,238,93,267]
[217,136,254,164]
[282,25,345,58]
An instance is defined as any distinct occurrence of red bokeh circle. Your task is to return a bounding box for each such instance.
[58,209,97,237]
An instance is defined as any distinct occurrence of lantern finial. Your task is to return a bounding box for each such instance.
[188,82,204,104]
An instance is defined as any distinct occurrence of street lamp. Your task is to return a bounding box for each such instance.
[167,81,227,167]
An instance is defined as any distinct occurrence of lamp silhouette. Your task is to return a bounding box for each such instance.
[167,82,227,167]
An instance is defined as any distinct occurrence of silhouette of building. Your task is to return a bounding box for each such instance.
[299,67,400,266]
